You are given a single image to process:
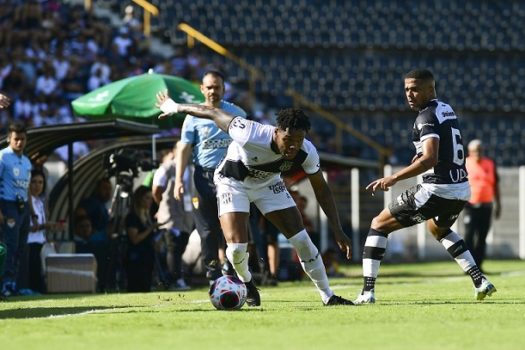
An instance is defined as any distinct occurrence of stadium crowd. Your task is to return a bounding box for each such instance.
[0,3,226,134]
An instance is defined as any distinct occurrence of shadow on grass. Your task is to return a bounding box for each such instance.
[0,305,132,319]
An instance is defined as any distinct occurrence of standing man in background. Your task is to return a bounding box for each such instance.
[0,122,32,297]
[174,69,246,283]
[464,139,501,272]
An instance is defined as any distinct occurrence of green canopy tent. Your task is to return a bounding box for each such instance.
[71,71,204,128]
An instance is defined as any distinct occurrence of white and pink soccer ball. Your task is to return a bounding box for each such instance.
[209,275,247,310]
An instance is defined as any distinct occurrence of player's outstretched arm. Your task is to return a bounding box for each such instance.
[156,90,234,132]
[366,137,439,195]
[308,171,352,260]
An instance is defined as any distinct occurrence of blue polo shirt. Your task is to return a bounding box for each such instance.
[180,100,246,169]
[0,146,32,202]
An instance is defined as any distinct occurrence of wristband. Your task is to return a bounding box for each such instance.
[160,98,179,114]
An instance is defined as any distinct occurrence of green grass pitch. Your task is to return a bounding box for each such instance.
[1,260,524,350]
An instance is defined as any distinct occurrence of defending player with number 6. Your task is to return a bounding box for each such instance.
[354,69,496,304]
[156,90,354,306]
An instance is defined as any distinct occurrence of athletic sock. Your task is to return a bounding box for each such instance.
[362,228,388,291]
[288,229,333,303]
[225,243,252,283]
[439,230,483,287]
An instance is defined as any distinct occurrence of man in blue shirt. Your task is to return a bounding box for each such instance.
[0,122,32,297]
[174,70,246,282]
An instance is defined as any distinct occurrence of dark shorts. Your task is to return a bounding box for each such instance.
[388,184,467,228]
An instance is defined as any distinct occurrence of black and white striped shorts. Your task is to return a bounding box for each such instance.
[388,184,467,228]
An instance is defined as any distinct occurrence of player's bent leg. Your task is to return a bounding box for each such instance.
[428,220,497,300]
[220,212,251,281]
[356,208,402,304]
[220,212,260,306]
[225,241,260,307]
[265,207,353,305]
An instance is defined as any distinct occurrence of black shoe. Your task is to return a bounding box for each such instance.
[221,260,236,277]
[324,294,355,306]
[265,274,278,286]
[205,260,222,281]
[245,279,261,306]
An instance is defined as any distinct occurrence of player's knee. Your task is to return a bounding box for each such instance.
[371,216,388,232]
[433,228,452,241]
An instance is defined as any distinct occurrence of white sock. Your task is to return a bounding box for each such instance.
[288,230,333,303]
[225,243,252,283]
[439,230,477,272]
[362,232,388,278]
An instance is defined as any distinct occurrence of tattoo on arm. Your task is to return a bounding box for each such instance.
[177,104,234,132]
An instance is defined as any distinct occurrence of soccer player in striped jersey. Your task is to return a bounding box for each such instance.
[355,69,496,304]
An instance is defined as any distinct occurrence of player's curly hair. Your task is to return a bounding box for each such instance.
[276,108,311,132]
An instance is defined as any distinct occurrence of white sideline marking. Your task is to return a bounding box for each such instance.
[191,299,211,304]
[46,308,115,319]
[45,303,173,319]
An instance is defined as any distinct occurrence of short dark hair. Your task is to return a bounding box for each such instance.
[202,68,225,83]
[405,69,434,81]
[276,108,311,132]
[8,121,26,134]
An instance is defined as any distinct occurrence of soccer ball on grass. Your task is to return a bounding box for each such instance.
[209,275,247,310]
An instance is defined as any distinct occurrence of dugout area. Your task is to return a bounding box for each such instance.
[1,120,378,282]
[1,119,377,241]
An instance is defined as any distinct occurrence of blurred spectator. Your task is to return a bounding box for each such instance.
[75,177,112,291]
[26,168,64,293]
[464,139,501,271]
[52,47,70,81]
[73,215,93,244]
[87,66,109,91]
[90,54,111,84]
[0,93,11,109]
[13,90,32,120]
[122,5,141,32]
[152,147,194,290]
[0,56,13,90]
[35,64,58,97]
[113,27,134,57]
[125,185,160,292]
